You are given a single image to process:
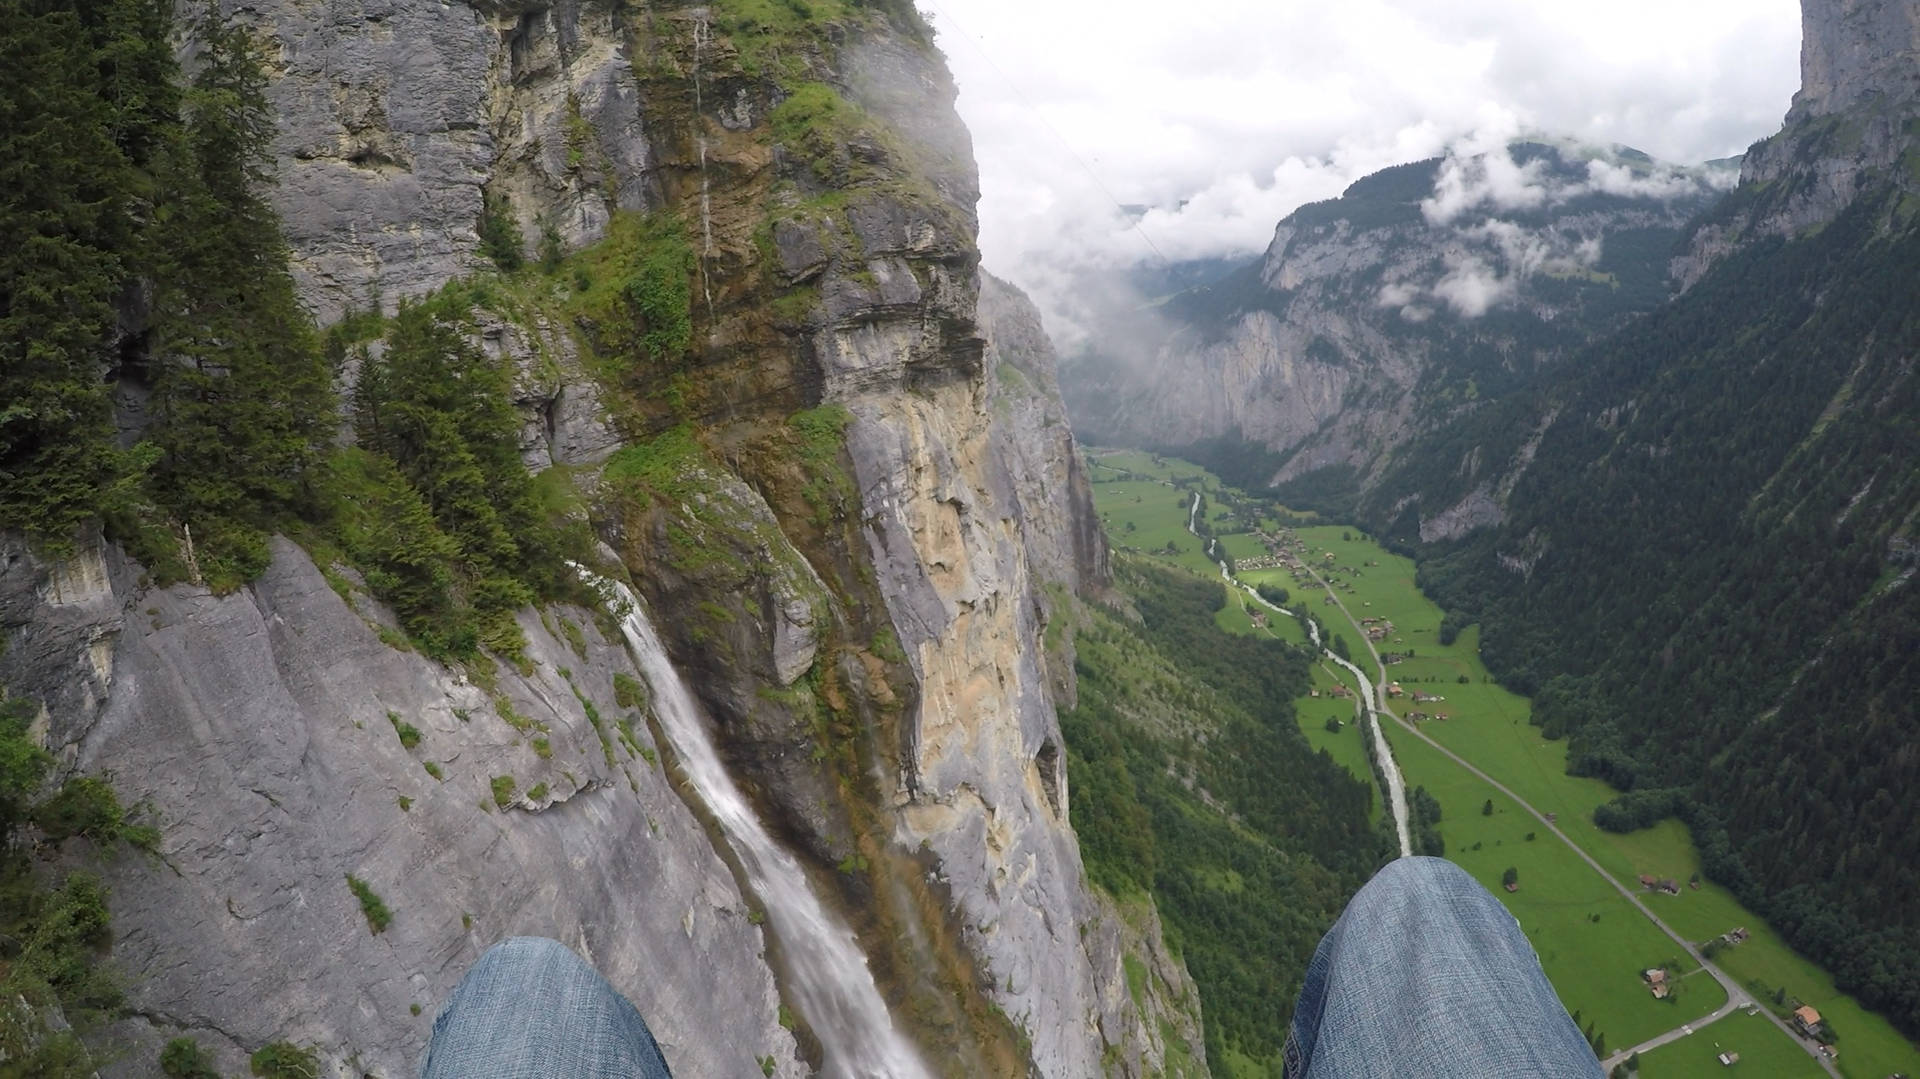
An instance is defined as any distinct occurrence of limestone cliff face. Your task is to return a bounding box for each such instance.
[1,1,1178,1075]
[853,271,1197,1076]
[980,274,1111,603]
[243,0,654,322]
[1063,143,1729,504]
[1675,0,1920,285]
[1,535,800,1078]
[1794,0,1919,120]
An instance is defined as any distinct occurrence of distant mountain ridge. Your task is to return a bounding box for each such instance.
[1060,139,1734,506]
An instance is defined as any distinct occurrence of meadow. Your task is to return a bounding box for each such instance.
[1634,1010,1829,1079]
[1083,451,1919,1078]
[1289,526,1919,1079]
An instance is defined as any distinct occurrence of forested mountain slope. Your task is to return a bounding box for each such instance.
[1395,0,1920,1037]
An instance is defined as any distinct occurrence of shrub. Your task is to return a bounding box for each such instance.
[249,1041,320,1079]
[526,782,549,801]
[477,191,523,272]
[490,775,517,808]
[33,776,159,848]
[387,712,422,750]
[612,672,647,710]
[160,1037,219,1078]
[346,875,391,934]
[422,761,444,780]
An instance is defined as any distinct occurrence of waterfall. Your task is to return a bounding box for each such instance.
[591,573,930,1078]
[689,14,717,326]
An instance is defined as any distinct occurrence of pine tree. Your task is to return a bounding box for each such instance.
[0,0,145,548]
[147,9,334,584]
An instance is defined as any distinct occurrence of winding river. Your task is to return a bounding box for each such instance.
[1185,500,1413,857]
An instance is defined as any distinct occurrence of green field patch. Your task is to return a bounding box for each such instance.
[1634,1010,1827,1079]
[1218,532,1270,561]
[1296,664,1378,821]
[1296,527,1919,1078]
[1384,726,1727,1053]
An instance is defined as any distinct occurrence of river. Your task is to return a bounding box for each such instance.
[1182,505,1412,857]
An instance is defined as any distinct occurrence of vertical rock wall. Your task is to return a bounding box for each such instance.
[2,0,1199,1075]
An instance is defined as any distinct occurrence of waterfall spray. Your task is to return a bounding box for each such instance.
[584,570,931,1078]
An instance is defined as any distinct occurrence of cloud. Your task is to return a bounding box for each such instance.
[1430,256,1512,318]
[927,0,1800,336]
[1422,146,1551,225]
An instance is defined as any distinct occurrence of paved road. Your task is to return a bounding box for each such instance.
[1295,561,1842,1079]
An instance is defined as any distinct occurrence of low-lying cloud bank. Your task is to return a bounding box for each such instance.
[933,0,1798,341]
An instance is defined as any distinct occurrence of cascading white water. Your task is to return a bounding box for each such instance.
[593,574,930,1079]
[689,14,717,325]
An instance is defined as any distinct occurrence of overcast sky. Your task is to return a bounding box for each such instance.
[922,0,1802,321]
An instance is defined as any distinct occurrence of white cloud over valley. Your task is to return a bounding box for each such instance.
[924,0,1800,333]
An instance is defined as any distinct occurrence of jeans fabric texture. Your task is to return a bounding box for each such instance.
[421,936,673,1079]
[1284,856,1605,1078]
[423,859,1601,1078]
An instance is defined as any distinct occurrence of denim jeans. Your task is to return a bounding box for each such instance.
[425,860,1599,1078]
[1284,857,1604,1078]
[421,936,672,1079]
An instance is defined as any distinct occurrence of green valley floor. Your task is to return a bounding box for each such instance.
[1083,448,1920,1079]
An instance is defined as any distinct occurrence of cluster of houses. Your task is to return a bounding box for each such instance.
[1638,874,1684,895]
[1643,968,1672,999]
[1361,617,1394,642]
[1235,553,1291,572]
[1406,711,1451,723]
[1716,926,1751,948]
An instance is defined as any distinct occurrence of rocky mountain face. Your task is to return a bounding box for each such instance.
[1675,0,1919,284]
[0,2,1191,1076]
[1060,142,1732,505]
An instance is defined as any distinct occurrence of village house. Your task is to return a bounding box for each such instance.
[1717,1052,1740,1065]
[1792,1005,1822,1037]
[1386,683,1404,698]
[1644,968,1670,999]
